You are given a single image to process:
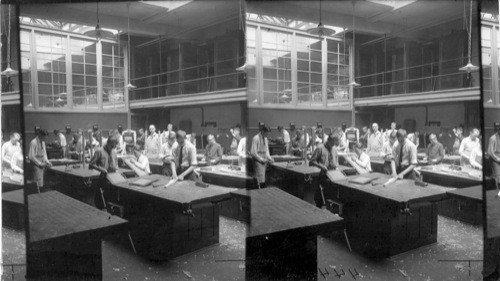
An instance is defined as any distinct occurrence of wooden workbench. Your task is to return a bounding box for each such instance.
[2,189,24,229]
[47,165,134,206]
[107,174,235,260]
[487,190,500,238]
[418,164,482,188]
[440,185,482,225]
[49,158,81,166]
[270,160,357,205]
[27,191,127,280]
[233,187,344,281]
[2,171,24,193]
[326,172,452,257]
[197,164,255,221]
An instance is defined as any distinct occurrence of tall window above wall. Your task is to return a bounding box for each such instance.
[70,37,97,109]
[37,31,68,108]
[482,25,493,103]
[261,29,292,105]
[296,34,322,106]
[21,30,32,107]
[327,39,349,106]
[356,18,479,99]
[20,23,125,111]
[246,20,348,109]
[130,18,245,101]
[247,26,257,104]
[102,41,124,109]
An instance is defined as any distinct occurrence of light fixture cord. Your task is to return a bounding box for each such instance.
[468,0,472,61]
[7,5,11,64]
[97,1,100,26]
[319,0,322,24]
[128,3,131,82]
[352,2,355,80]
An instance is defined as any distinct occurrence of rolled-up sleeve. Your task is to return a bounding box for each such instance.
[189,146,198,166]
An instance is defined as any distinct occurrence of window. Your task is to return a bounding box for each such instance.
[130,18,245,101]
[21,30,32,107]
[71,37,97,108]
[482,25,493,102]
[261,29,292,105]
[296,34,322,106]
[20,25,126,111]
[327,39,349,106]
[36,31,68,108]
[102,41,124,109]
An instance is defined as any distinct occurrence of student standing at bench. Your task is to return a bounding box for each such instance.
[367,123,383,156]
[351,142,372,172]
[426,133,445,164]
[250,125,274,188]
[129,144,151,174]
[380,131,397,174]
[145,124,161,158]
[309,134,339,207]
[2,132,21,171]
[391,129,418,180]
[89,132,119,175]
[172,130,198,181]
[29,130,52,188]
[459,128,481,167]
[204,134,223,165]
[159,131,178,176]
[488,123,500,184]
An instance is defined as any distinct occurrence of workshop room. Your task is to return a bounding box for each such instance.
[243,0,483,280]
[5,1,250,280]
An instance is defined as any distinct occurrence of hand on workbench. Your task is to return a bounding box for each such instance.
[178,175,185,181]
[397,174,404,180]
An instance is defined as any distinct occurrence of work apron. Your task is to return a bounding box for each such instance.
[32,156,45,188]
[492,161,500,183]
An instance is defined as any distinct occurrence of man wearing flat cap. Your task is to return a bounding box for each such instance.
[28,129,52,188]
[488,122,500,184]
[250,124,274,188]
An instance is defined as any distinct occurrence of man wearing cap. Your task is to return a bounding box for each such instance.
[203,134,223,165]
[489,123,500,183]
[391,129,418,180]
[159,131,178,176]
[28,130,52,188]
[278,126,291,155]
[250,125,274,187]
[310,133,340,207]
[172,130,198,181]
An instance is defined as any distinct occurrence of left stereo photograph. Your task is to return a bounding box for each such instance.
[5,1,249,280]
[1,2,26,279]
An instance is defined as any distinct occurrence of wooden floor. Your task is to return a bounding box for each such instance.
[3,215,482,280]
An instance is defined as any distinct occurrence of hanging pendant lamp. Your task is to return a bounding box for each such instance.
[84,1,115,41]
[348,2,360,87]
[307,0,335,37]
[1,6,18,77]
[459,0,478,72]
[125,3,136,90]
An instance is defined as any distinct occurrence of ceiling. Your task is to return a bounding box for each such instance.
[247,0,477,38]
[20,0,243,38]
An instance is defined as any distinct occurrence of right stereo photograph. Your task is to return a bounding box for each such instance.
[483,1,500,281]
